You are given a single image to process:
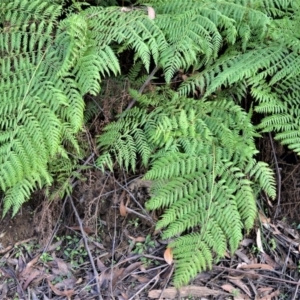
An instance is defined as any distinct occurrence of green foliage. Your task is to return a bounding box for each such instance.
[1,0,67,215]
[0,0,120,214]
[2,0,300,288]
[97,89,276,286]
[96,0,300,286]
[176,1,300,155]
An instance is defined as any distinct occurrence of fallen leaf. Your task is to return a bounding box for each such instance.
[120,192,129,217]
[22,269,41,289]
[257,287,273,293]
[131,274,150,283]
[261,252,279,269]
[164,248,173,265]
[0,245,13,254]
[221,284,235,293]
[55,258,70,276]
[235,249,251,264]
[222,285,249,300]
[122,262,143,277]
[7,258,18,265]
[259,289,280,300]
[127,235,145,243]
[240,238,254,247]
[256,228,265,253]
[121,291,129,300]
[67,226,95,234]
[139,264,147,272]
[147,6,156,19]
[75,278,83,284]
[47,240,63,252]
[18,255,26,273]
[239,263,274,271]
[229,279,251,297]
[149,286,227,298]
[47,279,74,300]
[258,211,270,225]
[24,255,40,270]
[0,282,8,298]
[19,255,41,288]
[112,267,125,287]
[98,269,111,289]
[135,236,146,242]
[92,240,105,250]
[54,278,76,290]
[96,257,106,272]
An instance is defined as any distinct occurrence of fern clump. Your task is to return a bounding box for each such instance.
[177,0,300,156]
[0,0,142,213]
[0,0,119,214]
[3,0,298,287]
[97,89,276,286]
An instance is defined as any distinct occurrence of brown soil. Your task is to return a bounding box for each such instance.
[0,204,35,249]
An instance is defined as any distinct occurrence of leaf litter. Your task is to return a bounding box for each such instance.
[0,169,300,299]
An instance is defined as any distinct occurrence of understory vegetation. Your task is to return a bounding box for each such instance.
[1,0,300,286]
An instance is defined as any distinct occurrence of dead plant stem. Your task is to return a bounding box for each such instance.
[292,279,300,300]
[42,153,96,254]
[158,265,175,300]
[269,133,281,219]
[68,195,103,300]
[126,65,160,111]
[281,243,291,274]
[109,190,118,296]
[214,266,300,286]
[106,172,155,224]
[128,265,169,300]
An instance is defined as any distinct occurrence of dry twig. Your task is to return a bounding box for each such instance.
[269,133,281,219]
[126,65,159,111]
[68,195,103,300]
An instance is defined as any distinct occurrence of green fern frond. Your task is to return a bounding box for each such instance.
[3,174,47,216]
[249,161,276,200]
[127,61,144,82]
[94,0,294,287]
[3,0,295,288]
[1,0,126,214]
[97,89,276,286]
[97,104,155,172]
[46,152,87,201]
[169,235,213,286]
[97,152,114,172]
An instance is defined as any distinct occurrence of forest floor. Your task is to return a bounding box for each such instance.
[0,150,300,300]
[1,85,300,299]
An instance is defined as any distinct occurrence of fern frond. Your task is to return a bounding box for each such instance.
[169,235,213,286]
[98,88,275,286]
[97,108,153,171]
[3,175,45,216]
[1,0,121,214]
